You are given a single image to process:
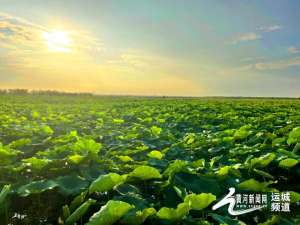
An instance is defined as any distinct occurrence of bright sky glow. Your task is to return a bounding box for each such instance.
[0,1,299,97]
[42,30,71,53]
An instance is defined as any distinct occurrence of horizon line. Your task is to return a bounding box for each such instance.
[0,88,299,99]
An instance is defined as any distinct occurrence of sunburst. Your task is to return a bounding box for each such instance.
[42,30,72,53]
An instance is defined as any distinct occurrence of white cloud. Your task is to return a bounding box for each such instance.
[255,57,300,70]
[221,56,300,74]
[287,46,300,54]
[231,32,261,44]
[257,25,282,32]
[230,24,282,45]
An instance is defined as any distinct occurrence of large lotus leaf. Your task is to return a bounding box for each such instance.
[22,157,50,170]
[120,207,156,225]
[65,199,96,225]
[237,179,274,192]
[80,165,106,181]
[157,202,189,221]
[89,173,125,194]
[8,138,31,149]
[55,175,89,195]
[150,126,162,136]
[68,154,85,164]
[53,130,78,144]
[17,180,58,197]
[163,160,188,178]
[114,194,148,211]
[40,125,54,136]
[277,149,299,159]
[0,144,20,164]
[147,158,168,170]
[173,173,220,195]
[129,166,162,180]
[72,138,102,156]
[86,200,134,225]
[279,158,298,168]
[184,193,216,210]
[234,126,252,140]
[189,159,205,169]
[272,137,286,147]
[183,133,196,145]
[290,191,300,203]
[147,150,164,160]
[287,127,300,145]
[31,110,40,119]
[113,118,124,124]
[118,155,134,162]
[156,207,180,221]
[250,153,276,168]
[217,166,231,176]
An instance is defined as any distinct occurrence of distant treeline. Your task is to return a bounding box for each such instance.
[0,89,299,99]
[0,89,93,96]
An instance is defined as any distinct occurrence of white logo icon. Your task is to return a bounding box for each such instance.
[212,188,265,215]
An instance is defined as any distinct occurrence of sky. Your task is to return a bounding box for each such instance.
[0,0,299,97]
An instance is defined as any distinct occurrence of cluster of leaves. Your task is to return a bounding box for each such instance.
[0,95,300,225]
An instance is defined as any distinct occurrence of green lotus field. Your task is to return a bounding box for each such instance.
[0,94,299,225]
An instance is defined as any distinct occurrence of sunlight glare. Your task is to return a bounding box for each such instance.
[42,30,72,53]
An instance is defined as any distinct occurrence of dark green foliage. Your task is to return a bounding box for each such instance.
[0,95,300,224]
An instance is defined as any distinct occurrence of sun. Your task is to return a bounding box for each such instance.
[42,30,72,53]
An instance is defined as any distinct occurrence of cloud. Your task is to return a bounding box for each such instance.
[240,56,265,62]
[0,11,110,94]
[0,12,203,96]
[257,25,282,32]
[231,32,261,44]
[230,24,282,45]
[106,49,185,75]
[0,12,102,54]
[287,46,300,54]
[255,57,300,70]
[221,56,300,74]
[0,12,186,74]
[0,17,42,50]
[0,12,45,30]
